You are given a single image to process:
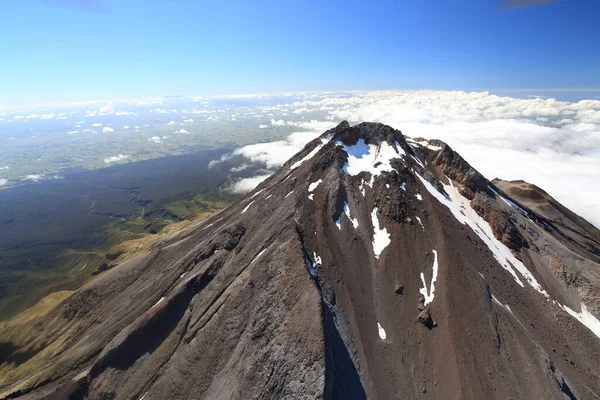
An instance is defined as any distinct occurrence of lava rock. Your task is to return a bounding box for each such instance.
[395,284,404,295]
[418,309,434,329]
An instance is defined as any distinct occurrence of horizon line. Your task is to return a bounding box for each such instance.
[2,87,600,110]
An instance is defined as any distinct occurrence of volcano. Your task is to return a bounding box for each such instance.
[1,121,599,400]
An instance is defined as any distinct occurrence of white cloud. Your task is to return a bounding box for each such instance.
[229,164,251,172]
[102,127,115,132]
[115,110,138,116]
[25,174,43,182]
[104,154,129,163]
[148,136,161,143]
[0,166,9,170]
[319,90,600,227]
[259,124,268,128]
[269,118,336,132]
[209,120,338,193]
[0,178,7,186]
[166,120,176,125]
[99,105,114,115]
[230,133,316,169]
[211,120,337,176]
[92,123,103,127]
[271,119,287,126]
[202,89,599,226]
[122,125,130,129]
[229,174,272,194]
[67,130,79,135]
[175,129,189,134]
[183,118,194,123]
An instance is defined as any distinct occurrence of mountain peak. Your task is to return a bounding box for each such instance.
[323,120,406,146]
[1,122,599,400]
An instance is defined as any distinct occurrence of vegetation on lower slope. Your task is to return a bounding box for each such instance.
[0,200,226,388]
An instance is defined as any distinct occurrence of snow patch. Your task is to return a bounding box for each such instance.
[251,188,265,199]
[401,182,407,191]
[415,216,425,230]
[407,138,442,151]
[415,193,422,200]
[344,202,359,229]
[410,154,424,168]
[305,252,321,278]
[359,179,366,197]
[290,135,331,170]
[152,297,165,308]
[285,191,294,198]
[415,172,547,295]
[377,322,387,340]
[290,145,323,170]
[250,248,267,265]
[336,202,359,230]
[337,139,405,187]
[561,303,600,339]
[308,179,323,192]
[371,208,390,259]
[242,200,255,214]
[308,179,323,200]
[419,250,439,305]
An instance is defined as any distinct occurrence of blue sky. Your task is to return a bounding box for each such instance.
[1,0,599,105]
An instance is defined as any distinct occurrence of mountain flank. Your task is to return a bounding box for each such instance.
[0,121,599,400]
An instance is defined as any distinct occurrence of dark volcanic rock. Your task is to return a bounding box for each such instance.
[417,309,434,329]
[471,195,529,251]
[1,121,599,400]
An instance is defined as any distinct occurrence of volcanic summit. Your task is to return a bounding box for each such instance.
[1,122,599,400]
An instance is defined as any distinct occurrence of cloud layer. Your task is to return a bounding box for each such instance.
[229,174,272,194]
[221,90,600,227]
[104,154,129,163]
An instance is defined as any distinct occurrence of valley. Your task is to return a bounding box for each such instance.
[0,147,247,321]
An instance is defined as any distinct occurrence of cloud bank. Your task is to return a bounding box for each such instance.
[221,90,600,227]
[229,174,272,194]
[322,91,600,227]
[104,154,129,163]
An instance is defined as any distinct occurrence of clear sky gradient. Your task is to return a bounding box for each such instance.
[1,0,599,104]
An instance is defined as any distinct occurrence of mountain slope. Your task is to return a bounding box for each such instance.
[1,121,599,400]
